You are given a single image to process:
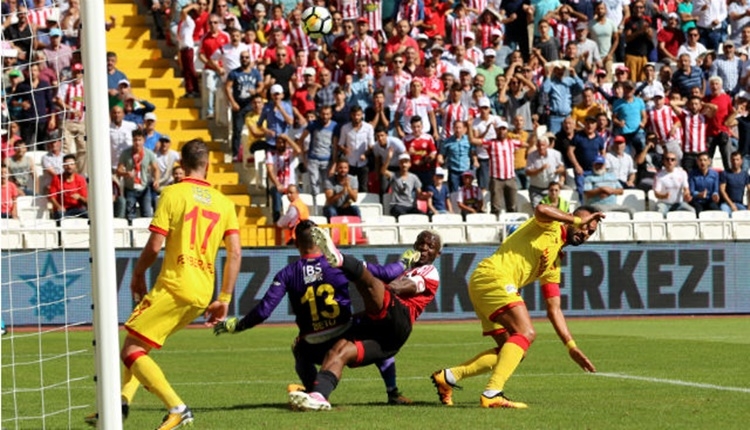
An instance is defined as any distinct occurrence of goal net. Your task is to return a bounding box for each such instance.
[2,1,120,428]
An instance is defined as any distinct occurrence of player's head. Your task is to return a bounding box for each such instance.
[565,205,600,247]
[413,230,442,266]
[294,219,318,253]
[181,139,209,178]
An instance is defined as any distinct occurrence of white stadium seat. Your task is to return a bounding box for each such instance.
[599,211,634,241]
[516,190,533,215]
[112,218,132,248]
[397,214,431,244]
[1,219,23,249]
[616,189,647,212]
[698,210,731,240]
[731,210,750,239]
[362,216,398,245]
[666,211,699,241]
[430,213,465,244]
[465,213,500,243]
[131,217,156,248]
[633,211,667,241]
[60,218,90,248]
[22,219,58,248]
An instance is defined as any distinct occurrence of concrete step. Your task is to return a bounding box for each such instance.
[228,194,251,207]
[164,119,209,130]
[105,3,138,16]
[217,183,249,195]
[210,172,239,185]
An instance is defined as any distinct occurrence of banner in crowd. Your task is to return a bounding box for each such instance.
[1,243,747,326]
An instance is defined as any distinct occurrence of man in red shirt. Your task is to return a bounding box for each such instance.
[420,0,451,39]
[291,68,318,116]
[704,76,735,171]
[657,13,684,63]
[262,27,295,65]
[48,154,88,220]
[403,116,438,187]
[198,14,230,119]
[385,20,419,64]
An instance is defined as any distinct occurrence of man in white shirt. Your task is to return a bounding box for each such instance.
[605,135,637,188]
[336,106,375,192]
[653,151,695,216]
[109,105,138,171]
[692,0,728,51]
[525,135,565,207]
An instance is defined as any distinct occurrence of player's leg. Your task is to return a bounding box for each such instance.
[376,357,412,405]
[480,304,534,408]
[290,338,360,411]
[311,226,386,315]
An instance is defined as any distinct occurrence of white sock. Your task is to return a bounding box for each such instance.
[169,404,186,414]
[445,369,457,385]
[483,389,501,398]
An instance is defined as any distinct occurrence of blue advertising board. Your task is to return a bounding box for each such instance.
[1,243,747,326]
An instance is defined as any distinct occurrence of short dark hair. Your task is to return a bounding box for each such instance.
[63,153,76,162]
[295,219,318,250]
[181,139,209,173]
[375,126,388,135]
[410,115,422,124]
[132,129,145,139]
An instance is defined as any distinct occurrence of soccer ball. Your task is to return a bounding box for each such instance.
[301,6,333,38]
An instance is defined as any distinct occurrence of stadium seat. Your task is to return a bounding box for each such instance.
[632,211,667,241]
[599,211,634,241]
[698,210,732,240]
[616,189,647,212]
[22,219,58,248]
[315,193,328,213]
[112,218,131,248]
[60,218,90,248]
[449,191,460,214]
[559,189,576,211]
[516,190,533,215]
[646,189,659,211]
[430,213,465,244]
[355,192,384,219]
[499,212,530,240]
[665,211,699,241]
[362,216,399,245]
[281,193,315,214]
[131,217,155,248]
[465,213,500,243]
[329,215,365,245]
[397,214,431,244]
[307,215,328,225]
[16,195,50,220]
[731,210,750,239]
[0,219,23,249]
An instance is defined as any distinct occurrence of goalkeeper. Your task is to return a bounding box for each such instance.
[215,219,420,405]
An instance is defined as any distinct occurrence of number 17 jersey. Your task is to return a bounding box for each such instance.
[149,177,239,307]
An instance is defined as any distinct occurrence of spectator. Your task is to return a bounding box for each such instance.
[729,0,750,45]
[469,96,503,191]
[526,135,566,207]
[403,116,438,188]
[292,67,319,116]
[569,116,606,201]
[671,53,704,97]
[573,88,606,131]
[266,136,301,223]
[379,53,412,117]
[711,41,742,96]
[172,165,185,184]
[674,94,715,172]
[48,154,87,220]
[122,93,156,127]
[57,62,86,175]
[108,105,138,172]
[606,135,637,188]
[693,0,727,51]
[276,184,310,245]
[7,140,35,196]
[425,167,452,216]
[612,80,647,153]
[653,151,695,216]
[315,66,340,109]
[688,151,721,214]
[395,80,439,141]
[623,0,654,81]
[476,49,502,96]
[439,120,472,193]
[331,87,350,126]
[372,127,406,197]
[365,89,390,131]
[508,114,531,190]
[116,129,159,221]
[456,170,483,219]
[106,51,128,96]
[142,112,162,152]
[541,61,584,134]
[16,63,55,147]
[583,155,635,215]
[386,154,424,219]
[533,20,560,63]
[540,181,571,212]
[704,76,734,172]
[323,159,361,220]
[39,130,63,195]
[297,105,338,196]
[198,14,230,119]
[257,84,296,151]
[152,135,181,209]
[263,46,296,100]
[336,106,374,192]
[0,165,19,219]
[42,27,73,78]
[109,78,133,109]
[719,151,750,214]
[177,2,201,98]
[657,13,684,64]
[225,49,262,160]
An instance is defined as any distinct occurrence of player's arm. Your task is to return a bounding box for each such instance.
[535,203,603,227]
[204,232,241,326]
[542,283,596,372]
[130,231,166,303]
[214,271,288,335]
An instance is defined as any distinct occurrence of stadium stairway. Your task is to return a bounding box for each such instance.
[105,0,273,246]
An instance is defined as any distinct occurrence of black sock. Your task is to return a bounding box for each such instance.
[340,254,364,280]
[313,370,339,399]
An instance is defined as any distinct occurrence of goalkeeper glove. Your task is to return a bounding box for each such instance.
[399,249,421,270]
[213,317,238,336]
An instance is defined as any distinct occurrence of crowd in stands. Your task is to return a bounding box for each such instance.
[5,0,750,243]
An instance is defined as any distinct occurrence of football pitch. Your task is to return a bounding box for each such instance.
[2,316,749,429]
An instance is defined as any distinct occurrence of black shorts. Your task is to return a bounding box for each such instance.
[292,336,341,366]
[345,289,413,367]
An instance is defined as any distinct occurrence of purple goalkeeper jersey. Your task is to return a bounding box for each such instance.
[236,254,406,336]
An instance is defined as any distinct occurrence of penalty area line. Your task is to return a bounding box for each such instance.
[595,372,750,393]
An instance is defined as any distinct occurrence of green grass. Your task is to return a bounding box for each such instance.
[3,317,750,429]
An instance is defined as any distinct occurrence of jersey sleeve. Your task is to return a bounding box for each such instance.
[149,186,173,236]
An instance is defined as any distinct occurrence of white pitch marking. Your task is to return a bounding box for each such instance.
[595,372,750,393]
